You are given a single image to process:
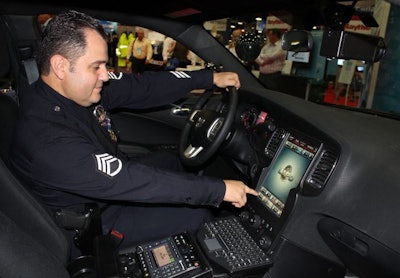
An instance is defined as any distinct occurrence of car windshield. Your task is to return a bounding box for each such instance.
[44,0,399,120]
[200,1,400,119]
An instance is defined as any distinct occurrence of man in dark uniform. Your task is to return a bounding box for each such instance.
[9,10,257,258]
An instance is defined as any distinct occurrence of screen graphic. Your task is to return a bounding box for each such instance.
[257,134,317,217]
[152,244,174,267]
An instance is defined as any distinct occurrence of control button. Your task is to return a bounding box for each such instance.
[249,215,262,228]
[258,236,271,249]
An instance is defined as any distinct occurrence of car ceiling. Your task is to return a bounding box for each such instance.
[2,0,351,27]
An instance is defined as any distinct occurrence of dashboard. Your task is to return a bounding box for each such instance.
[109,85,400,277]
[209,87,400,277]
[217,99,340,250]
[226,101,339,190]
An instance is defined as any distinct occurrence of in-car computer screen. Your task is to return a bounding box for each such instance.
[257,134,318,217]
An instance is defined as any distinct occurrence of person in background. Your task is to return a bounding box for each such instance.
[116,31,130,72]
[255,28,287,91]
[37,13,54,31]
[107,32,119,68]
[226,28,243,58]
[126,28,153,74]
[127,31,135,44]
[162,36,176,70]
[187,50,204,67]
[125,31,135,71]
[215,33,224,45]
[170,41,192,69]
[10,10,258,258]
[163,41,192,70]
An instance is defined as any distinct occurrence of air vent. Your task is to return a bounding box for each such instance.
[264,128,286,158]
[303,148,338,196]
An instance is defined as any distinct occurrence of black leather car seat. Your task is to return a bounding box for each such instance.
[0,93,18,164]
[0,157,72,278]
[0,14,101,278]
[0,99,112,276]
[0,16,72,275]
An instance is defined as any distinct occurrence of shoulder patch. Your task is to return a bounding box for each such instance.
[170,71,191,79]
[108,72,123,80]
[94,153,122,177]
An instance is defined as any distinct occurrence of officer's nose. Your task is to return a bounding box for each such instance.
[100,66,110,82]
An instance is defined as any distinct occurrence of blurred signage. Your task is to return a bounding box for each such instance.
[148,31,165,42]
[344,15,372,35]
[99,20,118,34]
[203,18,228,31]
[266,15,292,30]
[287,51,310,63]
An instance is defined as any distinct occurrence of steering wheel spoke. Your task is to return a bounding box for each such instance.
[183,144,204,158]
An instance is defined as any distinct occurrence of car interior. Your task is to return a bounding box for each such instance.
[0,0,400,278]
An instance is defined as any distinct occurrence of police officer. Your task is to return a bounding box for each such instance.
[10,10,258,258]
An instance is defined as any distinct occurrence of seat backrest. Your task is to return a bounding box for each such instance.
[0,13,19,163]
[0,84,71,277]
[0,93,18,163]
[0,94,101,276]
[0,93,104,276]
[0,156,71,277]
[0,17,71,277]
[0,14,108,277]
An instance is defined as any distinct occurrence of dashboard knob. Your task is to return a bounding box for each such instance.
[249,214,262,228]
[259,236,272,249]
[136,246,143,254]
[265,119,276,132]
[239,211,251,222]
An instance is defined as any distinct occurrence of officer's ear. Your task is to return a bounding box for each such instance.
[49,54,69,80]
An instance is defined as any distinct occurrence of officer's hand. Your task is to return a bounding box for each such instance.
[223,180,258,208]
[213,72,240,90]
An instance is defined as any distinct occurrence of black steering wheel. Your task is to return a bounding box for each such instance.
[179,86,238,167]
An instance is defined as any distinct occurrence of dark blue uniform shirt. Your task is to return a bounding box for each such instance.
[10,70,225,213]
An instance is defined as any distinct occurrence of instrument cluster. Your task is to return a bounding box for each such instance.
[237,105,279,168]
[241,106,267,130]
[240,106,276,135]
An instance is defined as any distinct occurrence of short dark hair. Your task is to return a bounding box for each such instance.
[268,29,283,39]
[38,10,108,75]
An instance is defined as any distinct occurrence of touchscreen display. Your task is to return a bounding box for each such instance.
[257,134,318,217]
[152,244,175,267]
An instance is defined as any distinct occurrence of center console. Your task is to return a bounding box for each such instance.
[91,128,336,278]
[117,231,212,278]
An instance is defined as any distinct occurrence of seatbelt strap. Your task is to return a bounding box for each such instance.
[22,58,39,84]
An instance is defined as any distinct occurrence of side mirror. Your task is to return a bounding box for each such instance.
[281,30,313,52]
